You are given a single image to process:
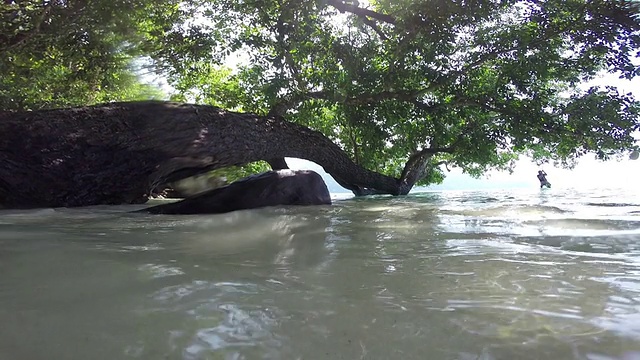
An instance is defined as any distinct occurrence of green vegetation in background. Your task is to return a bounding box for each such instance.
[209,161,272,184]
[0,0,189,110]
[2,0,639,187]
[165,0,640,185]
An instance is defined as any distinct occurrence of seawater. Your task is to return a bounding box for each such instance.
[1,187,640,359]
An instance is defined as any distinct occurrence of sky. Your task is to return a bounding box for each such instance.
[286,73,640,192]
[286,154,640,192]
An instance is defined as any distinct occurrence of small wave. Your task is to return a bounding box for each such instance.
[587,202,640,207]
[523,218,640,232]
[454,196,501,204]
[0,208,57,217]
[515,234,640,254]
[443,204,568,218]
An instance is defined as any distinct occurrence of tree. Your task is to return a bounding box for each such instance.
[0,101,405,208]
[169,0,640,181]
[1,0,639,208]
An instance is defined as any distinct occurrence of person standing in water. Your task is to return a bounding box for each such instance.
[537,170,551,188]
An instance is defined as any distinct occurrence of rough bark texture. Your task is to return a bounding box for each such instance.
[266,157,289,170]
[0,101,416,208]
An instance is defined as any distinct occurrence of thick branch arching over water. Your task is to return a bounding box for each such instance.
[0,101,438,208]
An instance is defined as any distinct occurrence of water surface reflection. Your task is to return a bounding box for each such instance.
[1,188,640,359]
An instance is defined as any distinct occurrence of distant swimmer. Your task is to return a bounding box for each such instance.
[537,170,551,188]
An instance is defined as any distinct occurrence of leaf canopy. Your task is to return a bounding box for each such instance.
[3,0,639,184]
[164,0,640,182]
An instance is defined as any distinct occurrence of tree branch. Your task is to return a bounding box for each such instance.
[0,101,411,208]
[360,16,389,41]
[326,0,396,25]
[266,157,289,170]
[271,87,436,114]
[398,146,455,191]
[433,160,450,168]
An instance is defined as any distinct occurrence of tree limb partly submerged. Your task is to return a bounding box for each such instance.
[0,101,444,208]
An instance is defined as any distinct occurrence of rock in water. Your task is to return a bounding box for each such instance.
[140,170,332,215]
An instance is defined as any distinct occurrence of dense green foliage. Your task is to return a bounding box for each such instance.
[3,0,639,185]
[1,0,162,109]
[0,0,211,109]
[209,161,271,183]
[166,0,640,183]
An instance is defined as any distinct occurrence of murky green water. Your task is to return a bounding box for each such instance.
[1,188,640,359]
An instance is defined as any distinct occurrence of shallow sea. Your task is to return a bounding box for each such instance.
[1,187,639,359]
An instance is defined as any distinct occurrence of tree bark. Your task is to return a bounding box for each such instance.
[0,101,415,208]
[266,157,289,170]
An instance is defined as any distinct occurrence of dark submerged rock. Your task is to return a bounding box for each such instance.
[139,169,331,215]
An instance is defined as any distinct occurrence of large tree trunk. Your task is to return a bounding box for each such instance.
[0,101,417,208]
